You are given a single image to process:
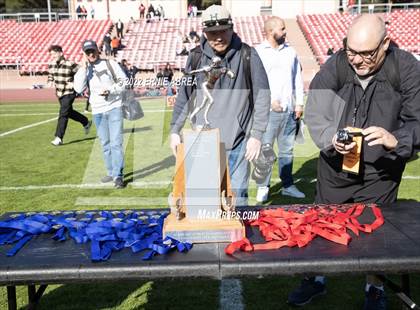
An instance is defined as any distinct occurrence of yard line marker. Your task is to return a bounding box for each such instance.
[0,181,172,191]
[0,176,418,191]
[75,197,169,206]
[131,181,171,186]
[0,183,114,190]
[219,279,244,310]
[402,176,420,180]
[0,117,57,137]
[0,109,169,115]
[0,113,57,116]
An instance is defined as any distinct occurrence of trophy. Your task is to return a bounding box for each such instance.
[163,57,245,243]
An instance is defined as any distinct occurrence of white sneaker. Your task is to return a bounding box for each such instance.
[84,120,92,135]
[256,186,269,203]
[281,185,305,198]
[51,137,63,146]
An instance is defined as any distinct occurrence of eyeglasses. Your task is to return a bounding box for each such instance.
[345,38,385,62]
[202,18,232,28]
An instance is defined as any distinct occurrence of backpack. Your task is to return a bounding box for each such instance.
[187,43,253,113]
[336,48,401,92]
[103,60,144,120]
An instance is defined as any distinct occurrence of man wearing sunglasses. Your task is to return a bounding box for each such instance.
[290,14,420,309]
[74,40,127,189]
[170,5,270,206]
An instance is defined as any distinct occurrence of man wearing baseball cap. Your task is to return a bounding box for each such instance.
[170,5,270,205]
[74,40,127,188]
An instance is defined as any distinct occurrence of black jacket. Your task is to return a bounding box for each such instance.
[305,48,420,166]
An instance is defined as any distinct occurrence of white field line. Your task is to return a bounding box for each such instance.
[75,197,170,206]
[0,117,57,137]
[0,110,58,112]
[0,176,418,191]
[219,279,244,310]
[0,109,170,136]
[0,113,57,116]
[0,181,172,191]
[0,110,170,117]
[402,176,420,180]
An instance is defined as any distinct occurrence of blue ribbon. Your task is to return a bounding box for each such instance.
[0,210,192,261]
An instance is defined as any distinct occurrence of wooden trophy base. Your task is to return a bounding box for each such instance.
[163,212,245,243]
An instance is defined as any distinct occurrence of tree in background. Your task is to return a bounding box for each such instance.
[5,0,67,13]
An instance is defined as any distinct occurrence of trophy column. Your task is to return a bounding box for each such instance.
[164,128,245,243]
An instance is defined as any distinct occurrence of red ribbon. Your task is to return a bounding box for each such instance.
[225,204,384,255]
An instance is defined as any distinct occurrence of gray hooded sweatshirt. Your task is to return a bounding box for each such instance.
[170,33,270,150]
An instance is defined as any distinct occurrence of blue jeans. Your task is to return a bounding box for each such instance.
[257,111,296,188]
[93,107,124,179]
[227,138,250,206]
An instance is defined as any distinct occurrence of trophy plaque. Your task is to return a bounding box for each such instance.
[164,128,245,243]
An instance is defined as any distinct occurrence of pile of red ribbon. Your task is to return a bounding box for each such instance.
[225,204,384,255]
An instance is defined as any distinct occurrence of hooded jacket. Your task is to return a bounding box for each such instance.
[170,33,270,150]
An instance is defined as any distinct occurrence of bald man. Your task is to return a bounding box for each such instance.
[255,17,305,202]
[290,14,420,308]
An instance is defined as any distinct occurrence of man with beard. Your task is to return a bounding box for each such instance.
[255,16,305,202]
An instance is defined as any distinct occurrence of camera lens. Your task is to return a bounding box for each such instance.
[251,144,276,183]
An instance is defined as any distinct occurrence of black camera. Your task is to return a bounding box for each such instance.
[251,143,277,183]
[336,128,363,144]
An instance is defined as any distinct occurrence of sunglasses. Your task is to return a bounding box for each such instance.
[84,49,97,55]
[202,18,232,28]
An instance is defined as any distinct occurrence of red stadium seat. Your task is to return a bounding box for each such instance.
[117,16,269,71]
[0,19,112,74]
[297,10,419,65]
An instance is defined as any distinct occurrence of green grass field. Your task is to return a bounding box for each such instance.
[0,99,419,309]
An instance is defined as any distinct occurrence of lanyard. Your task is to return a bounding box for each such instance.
[225,204,384,255]
[0,210,192,261]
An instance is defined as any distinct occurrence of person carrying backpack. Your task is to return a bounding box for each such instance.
[290,14,420,309]
[74,40,127,189]
[170,5,270,206]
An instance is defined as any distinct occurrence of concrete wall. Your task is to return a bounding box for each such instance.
[272,0,339,18]
[223,0,265,17]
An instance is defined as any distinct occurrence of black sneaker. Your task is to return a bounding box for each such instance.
[363,286,386,310]
[84,120,92,135]
[114,177,125,189]
[287,277,326,306]
[101,175,113,183]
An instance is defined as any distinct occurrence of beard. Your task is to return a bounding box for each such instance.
[275,35,286,46]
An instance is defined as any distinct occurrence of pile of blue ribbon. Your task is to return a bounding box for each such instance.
[0,210,192,261]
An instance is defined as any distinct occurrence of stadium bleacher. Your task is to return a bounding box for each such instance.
[297,9,420,64]
[118,16,268,70]
[0,20,112,74]
[0,10,417,75]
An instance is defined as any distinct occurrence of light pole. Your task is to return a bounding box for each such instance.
[106,0,110,19]
[47,0,52,22]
